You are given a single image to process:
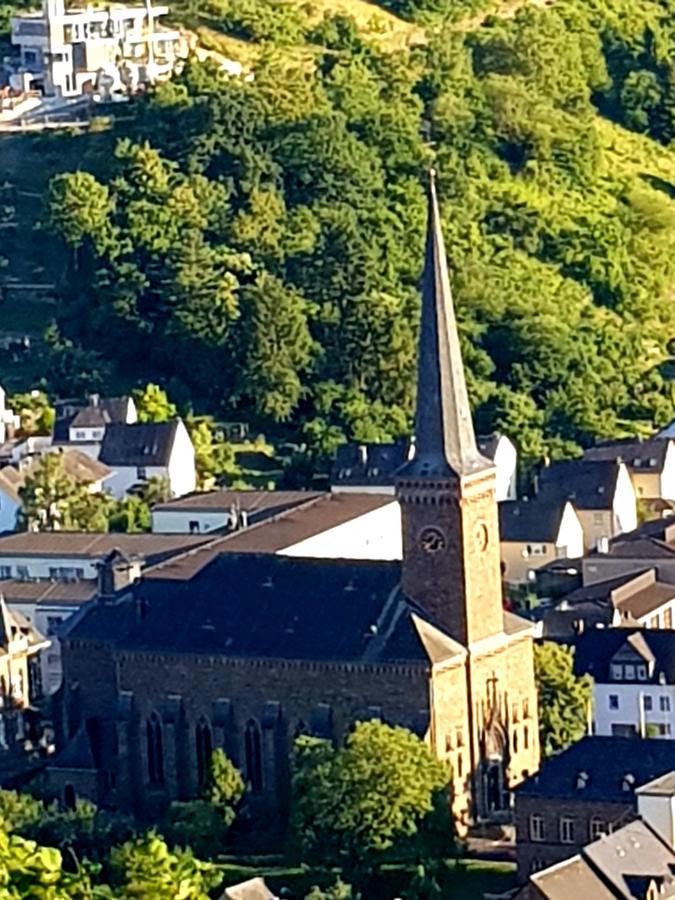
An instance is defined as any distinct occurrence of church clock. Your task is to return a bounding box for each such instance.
[419,526,446,554]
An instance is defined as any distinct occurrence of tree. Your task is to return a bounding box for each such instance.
[290,721,452,876]
[133,384,177,423]
[7,391,54,437]
[305,880,358,900]
[186,417,237,490]
[108,495,151,533]
[206,748,245,824]
[534,642,593,758]
[18,453,111,533]
[45,171,113,257]
[109,832,222,900]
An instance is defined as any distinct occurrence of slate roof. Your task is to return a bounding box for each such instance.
[53,396,132,441]
[144,492,396,581]
[0,579,97,607]
[99,420,179,468]
[571,628,675,684]
[583,437,671,474]
[537,459,621,510]
[0,532,210,563]
[499,498,567,543]
[152,489,321,518]
[588,519,675,561]
[517,736,675,802]
[66,551,479,666]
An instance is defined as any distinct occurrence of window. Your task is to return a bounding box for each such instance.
[560,817,575,844]
[513,729,519,754]
[0,567,11,579]
[456,753,463,778]
[644,695,653,712]
[611,664,622,681]
[530,814,545,842]
[524,726,529,750]
[15,566,29,580]
[666,608,673,629]
[189,520,200,534]
[196,719,212,789]
[146,714,164,785]
[445,733,452,754]
[455,728,464,747]
[137,467,147,480]
[75,431,85,440]
[637,665,647,681]
[523,699,530,719]
[46,617,62,636]
[660,696,671,713]
[625,664,635,680]
[657,723,672,736]
[609,695,619,710]
[590,818,606,841]
[244,719,263,793]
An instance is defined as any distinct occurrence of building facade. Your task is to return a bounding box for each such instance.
[51,173,540,832]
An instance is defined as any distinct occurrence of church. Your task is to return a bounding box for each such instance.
[51,173,540,831]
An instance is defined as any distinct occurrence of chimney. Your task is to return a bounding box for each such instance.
[97,550,141,600]
[637,773,675,848]
[597,536,609,554]
[88,393,100,408]
[358,445,367,466]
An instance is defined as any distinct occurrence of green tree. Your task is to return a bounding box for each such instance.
[186,417,237,490]
[305,880,358,900]
[45,171,113,258]
[7,391,55,437]
[18,454,111,533]
[290,721,452,876]
[108,495,151,533]
[133,384,177,423]
[534,642,593,758]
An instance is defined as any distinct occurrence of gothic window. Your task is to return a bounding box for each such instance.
[245,719,263,793]
[146,713,164,785]
[195,718,213,789]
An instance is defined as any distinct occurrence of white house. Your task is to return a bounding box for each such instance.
[151,490,321,534]
[98,418,196,499]
[499,498,584,585]
[537,459,637,551]
[330,432,517,501]
[10,0,184,98]
[0,468,22,533]
[584,437,675,502]
[574,628,675,740]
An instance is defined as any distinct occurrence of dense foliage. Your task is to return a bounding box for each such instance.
[45,0,675,474]
[534,642,593,758]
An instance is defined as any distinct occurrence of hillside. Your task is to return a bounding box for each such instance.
[3,0,675,469]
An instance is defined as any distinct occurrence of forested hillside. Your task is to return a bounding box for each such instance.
[39,0,675,467]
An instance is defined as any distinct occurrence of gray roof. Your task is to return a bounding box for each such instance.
[571,627,675,685]
[0,531,210,562]
[152,489,320,518]
[397,172,492,480]
[583,438,671,474]
[99,420,179,467]
[499,498,567,543]
[538,459,621,511]
[53,396,132,441]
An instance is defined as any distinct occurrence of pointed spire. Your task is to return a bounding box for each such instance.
[400,170,492,479]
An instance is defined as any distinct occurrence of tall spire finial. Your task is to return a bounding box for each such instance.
[399,169,492,479]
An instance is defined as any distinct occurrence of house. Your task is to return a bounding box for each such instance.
[150,490,322,535]
[534,569,675,637]
[47,174,540,832]
[499,499,584,585]
[584,438,675,502]
[54,394,137,447]
[537,459,637,551]
[0,579,98,694]
[10,0,184,98]
[518,770,675,899]
[330,432,517,501]
[98,419,196,499]
[0,449,112,533]
[0,531,210,581]
[583,519,675,586]
[0,599,49,749]
[0,385,19,445]
[515,736,675,882]
[571,628,675,739]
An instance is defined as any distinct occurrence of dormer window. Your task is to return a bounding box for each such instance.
[637,665,647,681]
[576,771,589,790]
[611,663,623,681]
[622,773,636,792]
[625,664,635,680]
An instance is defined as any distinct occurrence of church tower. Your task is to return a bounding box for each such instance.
[396,171,504,646]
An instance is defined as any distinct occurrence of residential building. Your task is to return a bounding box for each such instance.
[0,385,18,445]
[330,432,517,501]
[0,579,97,694]
[10,0,184,98]
[150,490,321,535]
[53,394,137,447]
[537,459,637,551]
[0,467,22,533]
[518,769,675,899]
[98,419,196,499]
[515,736,675,882]
[0,599,48,749]
[584,438,675,502]
[499,499,584,585]
[572,627,675,739]
[534,569,675,638]
[49,174,540,832]
[0,531,210,580]
[583,519,675,586]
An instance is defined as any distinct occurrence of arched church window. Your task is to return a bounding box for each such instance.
[195,718,213,789]
[146,713,164,785]
[245,719,263,793]
[513,729,519,754]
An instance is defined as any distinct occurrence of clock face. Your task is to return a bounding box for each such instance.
[475,522,489,551]
[419,526,446,555]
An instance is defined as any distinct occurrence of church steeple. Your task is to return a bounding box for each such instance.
[400,169,492,480]
[396,171,504,646]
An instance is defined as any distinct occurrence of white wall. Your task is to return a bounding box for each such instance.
[594,682,675,738]
[613,463,638,536]
[637,790,675,847]
[166,420,196,498]
[661,442,675,502]
[0,490,20,533]
[151,509,230,534]
[558,502,584,558]
[68,426,105,443]
[0,555,98,580]
[493,436,518,502]
[280,501,402,561]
